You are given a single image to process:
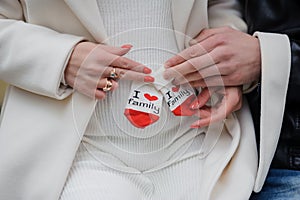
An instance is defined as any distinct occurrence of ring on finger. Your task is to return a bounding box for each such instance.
[109,67,119,79]
[102,78,113,92]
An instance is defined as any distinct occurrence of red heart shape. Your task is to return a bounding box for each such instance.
[144,93,158,101]
[172,86,180,92]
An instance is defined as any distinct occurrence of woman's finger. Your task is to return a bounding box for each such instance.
[116,69,155,82]
[110,55,152,74]
[189,87,220,109]
[190,105,226,128]
[98,43,133,55]
[190,86,242,128]
[94,90,106,100]
[89,45,151,74]
[100,66,154,83]
[97,78,118,91]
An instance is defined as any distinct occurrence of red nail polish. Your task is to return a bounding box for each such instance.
[144,76,155,83]
[143,67,152,74]
[190,100,200,110]
[121,44,133,49]
[191,122,201,128]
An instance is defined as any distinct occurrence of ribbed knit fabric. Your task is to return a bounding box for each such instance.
[60,143,208,200]
[61,1,211,199]
[75,0,206,171]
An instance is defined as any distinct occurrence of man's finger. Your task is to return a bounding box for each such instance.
[164,43,209,68]
[190,27,229,44]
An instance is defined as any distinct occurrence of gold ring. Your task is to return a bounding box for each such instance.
[102,78,113,92]
[109,68,119,79]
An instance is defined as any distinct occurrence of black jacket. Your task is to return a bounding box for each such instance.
[240,0,300,169]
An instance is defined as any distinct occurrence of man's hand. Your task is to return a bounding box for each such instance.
[164,27,261,87]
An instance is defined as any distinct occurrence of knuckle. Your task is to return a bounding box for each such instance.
[116,69,126,79]
[219,47,233,60]
[188,45,200,57]
[213,34,226,46]
[120,58,129,67]
[115,56,124,65]
[212,49,228,64]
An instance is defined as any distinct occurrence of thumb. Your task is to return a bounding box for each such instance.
[189,27,225,46]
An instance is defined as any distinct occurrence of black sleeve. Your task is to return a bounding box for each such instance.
[242,0,300,136]
[287,38,300,103]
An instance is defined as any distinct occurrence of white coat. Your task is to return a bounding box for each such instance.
[0,0,287,199]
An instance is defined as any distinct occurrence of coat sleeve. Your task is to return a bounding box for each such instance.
[208,0,247,32]
[0,0,84,99]
[251,32,291,192]
[252,32,300,192]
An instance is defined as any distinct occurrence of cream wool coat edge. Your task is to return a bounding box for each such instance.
[0,0,265,199]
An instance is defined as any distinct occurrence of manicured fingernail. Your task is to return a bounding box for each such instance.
[191,121,201,128]
[143,67,152,74]
[190,100,200,109]
[121,44,133,49]
[144,76,155,83]
[191,124,200,129]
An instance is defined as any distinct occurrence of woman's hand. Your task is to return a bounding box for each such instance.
[189,86,242,128]
[163,27,261,87]
[65,42,154,100]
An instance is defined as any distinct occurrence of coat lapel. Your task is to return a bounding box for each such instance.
[254,33,291,191]
[64,0,196,48]
[63,0,104,139]
[64,0,107,42]
[171,0,195,50]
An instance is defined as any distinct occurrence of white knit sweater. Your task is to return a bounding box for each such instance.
[81,0,205,172]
